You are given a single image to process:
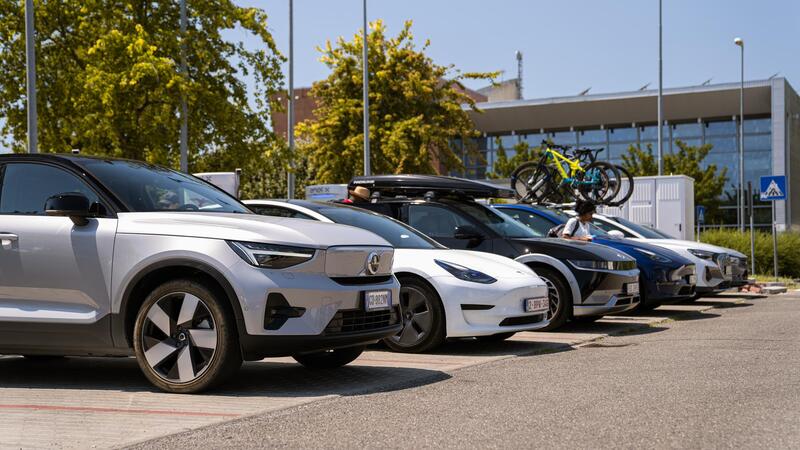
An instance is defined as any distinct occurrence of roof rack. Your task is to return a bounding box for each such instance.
[348,174,515,199]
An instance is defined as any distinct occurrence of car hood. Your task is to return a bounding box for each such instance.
[594,237,693,266]
[394,248,543,281]
[509,238,635,262]
[116,212,392,248]
[633,238,746,258]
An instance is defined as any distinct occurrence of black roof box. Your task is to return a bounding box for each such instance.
[348,174,515,199]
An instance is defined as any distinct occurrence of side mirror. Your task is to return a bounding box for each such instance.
[45,192,91,226]
[454,224,484,241]
[607,230,625,240]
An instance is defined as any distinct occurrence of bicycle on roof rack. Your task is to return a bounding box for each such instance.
[510,141,634,207]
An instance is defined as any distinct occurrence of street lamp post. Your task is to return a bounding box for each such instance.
[25,0,37,154]
[287,0,295,199]
[362,0,370,176]
[735,37,744,232]
[657,0,663,175]
[179,0,188,172]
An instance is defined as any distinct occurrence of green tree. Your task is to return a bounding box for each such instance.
[621,141,729,220]
[297,20,496,184]
[487,139,542,178]
[0,1,283,180]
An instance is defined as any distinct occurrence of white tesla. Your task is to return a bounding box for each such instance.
[245,199,551,353]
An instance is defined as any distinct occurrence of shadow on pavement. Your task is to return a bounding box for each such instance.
[0,356,449,397]
[692,300,754,309]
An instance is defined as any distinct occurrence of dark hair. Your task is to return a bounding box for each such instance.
[575,200,596,216]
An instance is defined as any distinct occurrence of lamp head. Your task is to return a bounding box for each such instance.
[734,37,744,47]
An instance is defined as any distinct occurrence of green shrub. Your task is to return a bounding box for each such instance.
[700,229,800,278]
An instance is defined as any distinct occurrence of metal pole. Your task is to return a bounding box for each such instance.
[738,43,745,231]
[25,0,37,153]
[179,0,188,172]
[748,181,755,276]
[657,0,663,175]
[286,0,295,199]
[772,202,778,280]
[362,0,370,176]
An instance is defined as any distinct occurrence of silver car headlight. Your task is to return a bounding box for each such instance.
[435,260,497,284]
[228,241,316,269]
[634,248,672,263]
[687,249,715,260]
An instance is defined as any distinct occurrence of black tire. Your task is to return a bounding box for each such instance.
[475,332,516,342]
[532,267,572,331]
[577,162,620,204]
[605,165,635,206]
[383,276,446,353]
[133,279,242,394]
[634,282,660,311]
[292,345,365,369]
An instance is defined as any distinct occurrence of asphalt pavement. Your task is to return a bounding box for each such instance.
[131,292,800,449]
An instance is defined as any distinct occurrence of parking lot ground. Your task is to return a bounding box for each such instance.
[0,293,772,449]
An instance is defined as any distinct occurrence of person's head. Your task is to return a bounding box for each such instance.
[575,200,596,221]
[349,186,371,203]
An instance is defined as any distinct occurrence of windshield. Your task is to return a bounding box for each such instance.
[76,159,250,213]
[318,206,443,249]
[444,200,539,239]
[608,216,668,239]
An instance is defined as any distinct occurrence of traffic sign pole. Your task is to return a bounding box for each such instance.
[760,175,786,282]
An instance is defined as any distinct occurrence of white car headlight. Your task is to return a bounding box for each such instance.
[435,260,497,284]
[228,241,316,269]
[688,249,715,260]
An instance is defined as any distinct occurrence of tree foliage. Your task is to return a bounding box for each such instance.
[621,141,729,220]
[487,139,542,179]
[297,20,495,184]
[0,0,283,181]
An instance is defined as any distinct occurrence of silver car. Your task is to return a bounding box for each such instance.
[0,154,401,393]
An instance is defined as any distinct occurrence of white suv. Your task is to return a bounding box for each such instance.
[0,154,401,393]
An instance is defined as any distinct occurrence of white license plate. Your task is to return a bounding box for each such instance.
[688,275,697,285]
[524,297,549,313]
[724,265,733,275]
[365,290,391,311]
[625,282,640,295]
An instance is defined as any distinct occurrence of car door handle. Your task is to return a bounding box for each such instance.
[0,233,18,242]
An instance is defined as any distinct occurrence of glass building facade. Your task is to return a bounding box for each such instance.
[452,117,773,227]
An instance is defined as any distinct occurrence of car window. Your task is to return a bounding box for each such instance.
[318,206,442,249]
[0,163,101,215]
[407,204,471,238]
[441,200,540,239]
[592,219,635,237]
[73,158,249,213]
[248,204,314,220]
[500,209,555,237]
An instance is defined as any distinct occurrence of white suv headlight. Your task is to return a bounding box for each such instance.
[228,241,316,269]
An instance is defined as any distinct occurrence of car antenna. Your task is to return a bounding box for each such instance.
[424,191,436,202]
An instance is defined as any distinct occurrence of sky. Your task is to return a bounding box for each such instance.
[239,0,800,97]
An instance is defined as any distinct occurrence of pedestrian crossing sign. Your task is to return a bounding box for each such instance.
[760,175,786,201]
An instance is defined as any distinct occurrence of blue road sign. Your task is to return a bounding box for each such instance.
[696,205,705,224]
[760,175,787,201]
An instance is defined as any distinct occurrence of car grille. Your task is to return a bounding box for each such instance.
[499,314,546,327]
[331,275,393,285]
[324,306,400,334]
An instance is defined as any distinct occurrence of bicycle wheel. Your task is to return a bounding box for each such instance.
[511,162,555,204]
[605,165,635,207]
[576,162,620,204]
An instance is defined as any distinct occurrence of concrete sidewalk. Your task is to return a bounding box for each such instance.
[0,294,764,449]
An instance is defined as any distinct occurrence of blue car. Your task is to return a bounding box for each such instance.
[495,204,697,310]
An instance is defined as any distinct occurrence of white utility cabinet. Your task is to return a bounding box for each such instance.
[598,175,695,240]
[194,170,241,198]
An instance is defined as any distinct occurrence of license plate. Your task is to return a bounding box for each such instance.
[625,282,640,295]
[365,290,391,311]
[724,265,733,275]
[688,275,697,285]
[524,297,549,313]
